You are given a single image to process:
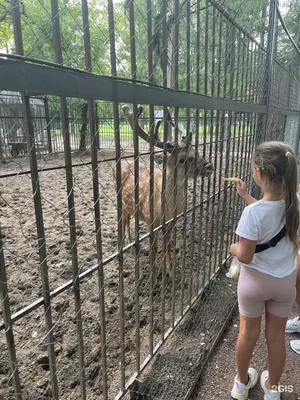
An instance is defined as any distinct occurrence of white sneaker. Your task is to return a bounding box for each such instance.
[260,370,280,400]
[285,316,300,333]
[290,339,300,355]
[231,367,258,400]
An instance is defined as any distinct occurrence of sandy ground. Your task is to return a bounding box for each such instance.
[0,148,235,399]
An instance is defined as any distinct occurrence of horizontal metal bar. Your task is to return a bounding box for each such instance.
[1,58,299,116]
[0,58,268,114]
[2,58,299,116]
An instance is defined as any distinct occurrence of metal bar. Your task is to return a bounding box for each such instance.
[213,13,223,273]
[171,0,180,326]
[189,0,201,305]
[107,0,126,391]
[1,58,287,115]
[276,5,300,56]
[244,37,250,103]
[50,0,87,397]
[239,33,246,102]
[161,0,168,342]
[224,25,236,255]
[81,0,108,397]
[181,0,191,313]
[0,228,22,399]
[200,0,210,290]
[225,26,237,250]
[95,103,100,148]
[10,1,59,398]
[146,0,155,356]
[262,0,278,140]
[207,3,217,280]
[217,21,230,267]
[128,0,141,374]
[44,98,53,154]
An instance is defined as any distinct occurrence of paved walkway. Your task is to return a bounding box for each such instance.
[191,305,300,400]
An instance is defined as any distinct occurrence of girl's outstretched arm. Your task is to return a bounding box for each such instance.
[234,179,257,205]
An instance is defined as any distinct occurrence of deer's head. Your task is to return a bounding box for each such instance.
[122,105,214,178]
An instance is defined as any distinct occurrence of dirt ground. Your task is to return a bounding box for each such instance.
[0,148,235,399]
[191,305,300,400]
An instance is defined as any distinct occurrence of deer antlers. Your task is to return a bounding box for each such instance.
[122,105,180,153]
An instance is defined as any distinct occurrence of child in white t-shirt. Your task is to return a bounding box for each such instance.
[229,141,299,400]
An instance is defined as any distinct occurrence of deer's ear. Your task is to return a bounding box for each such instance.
[154,153,164,165]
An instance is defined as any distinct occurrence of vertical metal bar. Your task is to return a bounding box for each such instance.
[240,33,246,102]
[50,0,86,397]
[200,0,209,289]
[81,0,108,398]
[207,3,217,280]
[128,0,141,373]
[248,41,254,103]
[189,0,201,304]
[217,21,230,267]
[181,0,191,312]
[213,12,223,272]
[95,102,100,148]
[10,2,59,398]
[171,0,179,325]
[261,0,278,140]
[107,0,126,391]
[224,25,236,254]
[251,43,258,104]
[44,98,53,154]
[161,0,168,341]
[0,229,22,400]
[195,4,205,294]
[233,34,242,180]
[146,0,155,356]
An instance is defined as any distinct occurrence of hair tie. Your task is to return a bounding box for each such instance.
[285,151,291,157]
[260,157,265,170]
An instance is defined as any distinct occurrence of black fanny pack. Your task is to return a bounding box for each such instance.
[255,226,286,254]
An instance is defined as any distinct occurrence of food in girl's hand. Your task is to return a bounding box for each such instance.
[224,177,240,182]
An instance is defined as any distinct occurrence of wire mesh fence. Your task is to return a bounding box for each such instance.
[0,0,300,399]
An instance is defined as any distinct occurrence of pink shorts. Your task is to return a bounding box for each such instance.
[238,265,296,318]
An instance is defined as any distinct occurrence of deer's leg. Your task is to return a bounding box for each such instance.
[122,211,132,245]
[125,213,132,244]
[149,231,158,276]
[166,223,174,273]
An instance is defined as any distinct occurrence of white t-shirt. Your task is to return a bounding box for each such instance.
[236,198,298,278]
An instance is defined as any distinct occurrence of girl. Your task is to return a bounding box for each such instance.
[230,141,299,400]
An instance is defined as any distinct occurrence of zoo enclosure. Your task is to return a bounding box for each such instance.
[0,0,300,399]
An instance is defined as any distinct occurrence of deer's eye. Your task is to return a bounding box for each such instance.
[178,159,185,164]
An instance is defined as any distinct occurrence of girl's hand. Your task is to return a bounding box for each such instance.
[230,243,239,256]
[233,179,247,199]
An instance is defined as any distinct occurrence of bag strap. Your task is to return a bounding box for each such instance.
[255,226,286,254]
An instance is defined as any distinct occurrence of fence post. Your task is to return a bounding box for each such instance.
[261,0,278,141]
[95,102,100,149]
[44,97,53,154]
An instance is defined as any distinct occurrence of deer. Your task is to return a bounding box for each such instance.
[113,105,214,272]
